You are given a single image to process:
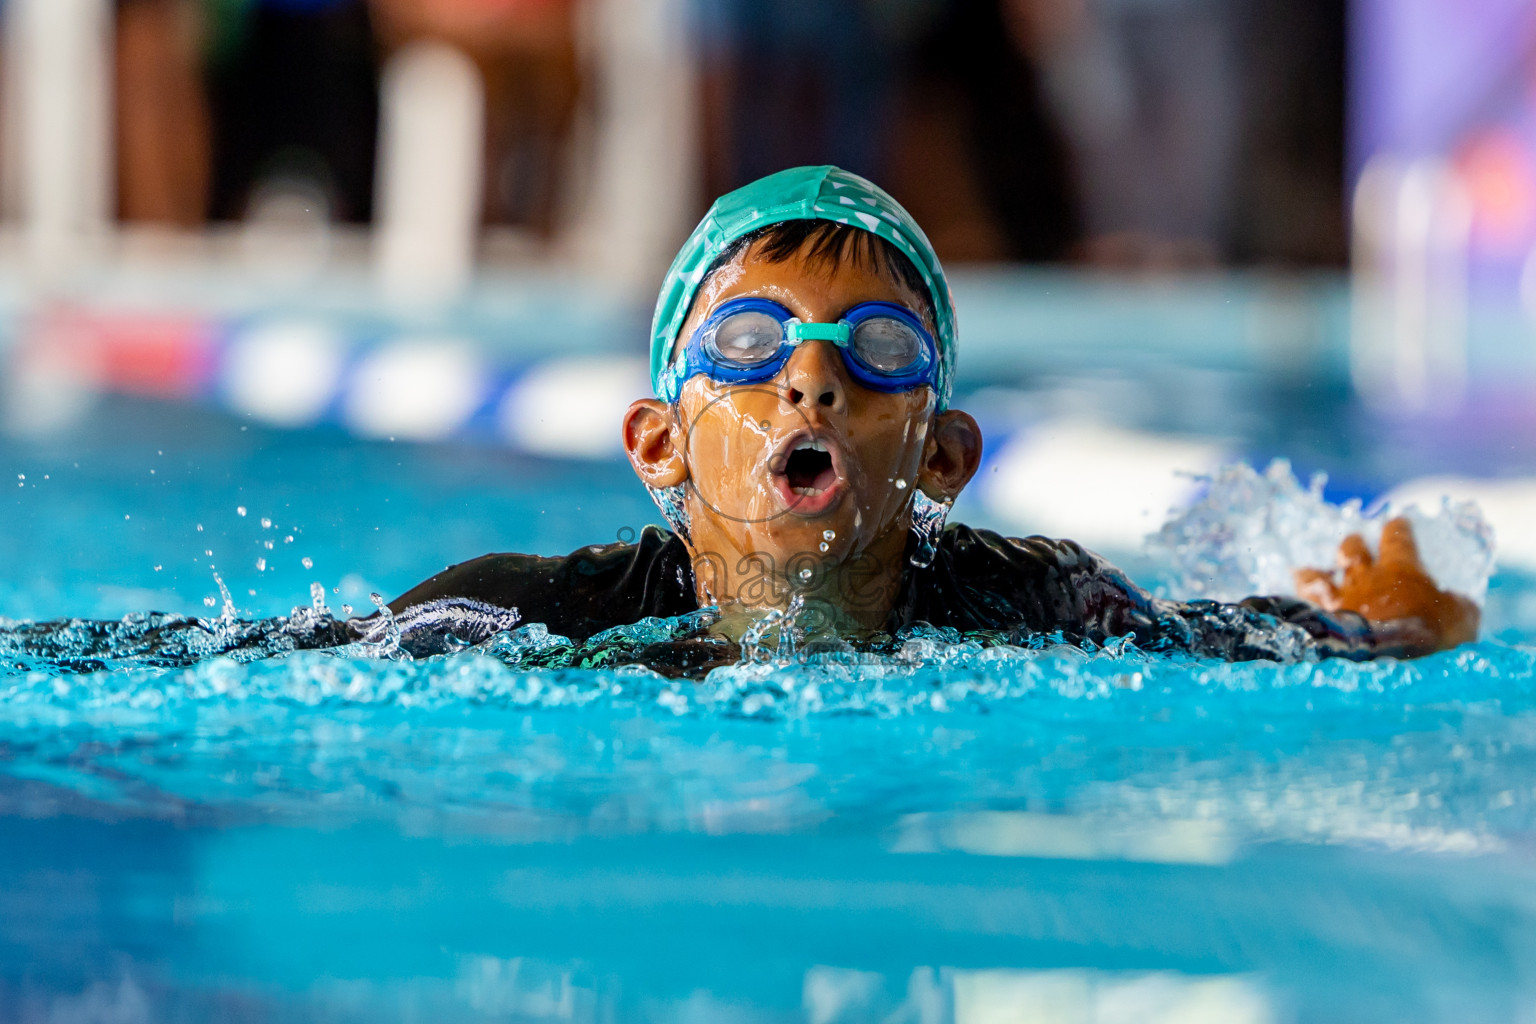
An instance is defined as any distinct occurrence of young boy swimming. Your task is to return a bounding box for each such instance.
[379,166,1478,663]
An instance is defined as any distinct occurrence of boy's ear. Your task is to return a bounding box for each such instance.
[622,399,689,488]
[917,409,982,502]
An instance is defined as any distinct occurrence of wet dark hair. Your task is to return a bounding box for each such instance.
[701,219,936,329]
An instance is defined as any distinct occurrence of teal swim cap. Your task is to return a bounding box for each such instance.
[650,166,957,410]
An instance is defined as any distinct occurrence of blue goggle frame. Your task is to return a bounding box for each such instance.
[676,297,940,396]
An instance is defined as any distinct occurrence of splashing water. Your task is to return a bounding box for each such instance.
[737,594,807,664]
[645,483,691,542]
[361,592,403,658]
[1147,460,1497,604]
[909,490,952,568]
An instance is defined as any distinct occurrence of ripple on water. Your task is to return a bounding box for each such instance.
[1,606,1535,854]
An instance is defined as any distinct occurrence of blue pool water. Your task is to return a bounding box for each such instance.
[7,398,1536,1023]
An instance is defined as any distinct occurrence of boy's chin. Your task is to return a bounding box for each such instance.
[762,509,865,557]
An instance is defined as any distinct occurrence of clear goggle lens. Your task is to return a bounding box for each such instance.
[851,316,925,373]
[709,311,784,367]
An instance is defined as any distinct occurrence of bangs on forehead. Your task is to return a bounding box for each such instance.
[702,220,937,329]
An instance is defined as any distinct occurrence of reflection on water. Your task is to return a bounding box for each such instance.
[19,958,1274,1024]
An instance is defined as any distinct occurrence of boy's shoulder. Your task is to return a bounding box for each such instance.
[388,525,694,640]
[939,523,1104,571]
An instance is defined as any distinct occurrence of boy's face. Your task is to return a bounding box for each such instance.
[625,238,981,601]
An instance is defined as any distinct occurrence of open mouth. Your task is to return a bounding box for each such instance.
[785,440,837,496]
[771,434,846,515]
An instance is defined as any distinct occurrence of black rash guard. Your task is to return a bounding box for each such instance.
[380,524,1405,661]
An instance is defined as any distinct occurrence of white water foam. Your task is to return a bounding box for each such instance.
[1147,460,1496,604]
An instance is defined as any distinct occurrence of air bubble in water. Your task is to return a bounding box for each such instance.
[301,557,313,569]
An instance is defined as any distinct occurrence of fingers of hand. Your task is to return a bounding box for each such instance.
[1338,534,1373,576]
[1378,517,1423,568]
[1294,568,1341,609]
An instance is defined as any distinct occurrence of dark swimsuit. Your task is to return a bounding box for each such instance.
[377,524,1400,663]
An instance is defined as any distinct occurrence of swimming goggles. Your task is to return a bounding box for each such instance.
[675,297,940,395]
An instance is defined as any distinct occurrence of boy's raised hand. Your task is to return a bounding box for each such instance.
[1294,517,1480,654]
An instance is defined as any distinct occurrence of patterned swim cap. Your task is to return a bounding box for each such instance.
[650,166,957,410]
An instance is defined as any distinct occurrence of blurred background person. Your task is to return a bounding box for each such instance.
[369,0,580,236]
[697,0,1082,262]
[204,0,380,225]
[115,0,211,226]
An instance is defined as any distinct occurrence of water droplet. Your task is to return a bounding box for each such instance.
[895,479,908,490]
[341,604,353,616]
[818,543,830,552]
[260,518,272,529]
[15,474,22,481]
[247,589,256,596]
[255,558,266,572]
[196,524,203,532]
[124,514,131,520]
[236,506,247,517]
[332,587,339,595]
[284,535,294,544]
[301,557,313,569]
[263,540,274,550]
[798,567,813,581]
[822,530,835,540]
[153,565,162,572]
[203,596,215,607]
[204,550,212,557]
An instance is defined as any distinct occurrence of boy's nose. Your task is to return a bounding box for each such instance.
[782,340,846,413]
